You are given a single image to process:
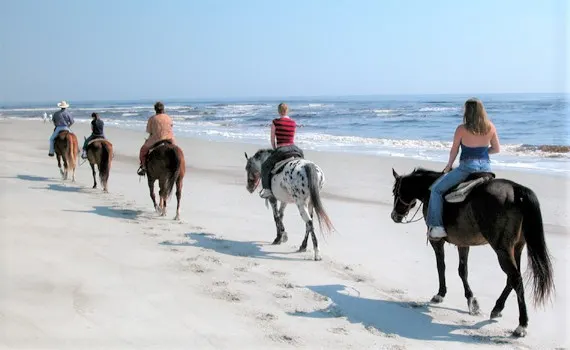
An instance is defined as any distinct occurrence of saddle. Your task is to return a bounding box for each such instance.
[86,136,106,147]
[443,172,495,203]
[148,139,173,154]
[271,156,300,175]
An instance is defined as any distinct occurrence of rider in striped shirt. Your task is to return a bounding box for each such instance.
[260,102,304,199]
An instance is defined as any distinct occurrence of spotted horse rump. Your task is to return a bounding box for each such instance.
[244,149,335,261]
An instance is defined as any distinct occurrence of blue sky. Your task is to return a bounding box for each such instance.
[0,0,567,103]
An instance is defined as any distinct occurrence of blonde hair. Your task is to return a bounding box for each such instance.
[463,98,491,135]
[278,102,288,116]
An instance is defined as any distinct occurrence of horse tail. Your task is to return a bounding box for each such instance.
[304,162,334,235]
[65,132,77,171]
[164,145,183,200]
[515,184,555,306]
[99,141,113,186]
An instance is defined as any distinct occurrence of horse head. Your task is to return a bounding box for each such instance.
[390,168,419,223]
[244,149,273,193]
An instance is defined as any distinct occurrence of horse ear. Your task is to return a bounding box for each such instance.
[244,152,249,160]
[392,168,399,179]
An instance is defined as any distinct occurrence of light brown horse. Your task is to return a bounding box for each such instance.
[143,140,186,220]
[54,130,79,181]
[86,138,113,192]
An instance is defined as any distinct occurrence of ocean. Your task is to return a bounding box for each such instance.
[1,94,568,175]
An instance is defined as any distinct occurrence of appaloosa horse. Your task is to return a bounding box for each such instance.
[54,130,79,182]
[143,140,186,220]
[85,138,113,192]
[391,167,554,337]
[244,149,334,261]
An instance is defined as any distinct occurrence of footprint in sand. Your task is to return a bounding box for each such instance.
[213,289,242,302]
[234,266,249,273]
[273,291,292,299]
[270,270,288,278]
[188,263,208,274]
[329,327,349,335]
[256,313,277,321]
[268,334,298,346]
[277,282,295,289]
[212,280,228,287]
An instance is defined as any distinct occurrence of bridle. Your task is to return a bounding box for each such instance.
[393,179,424,224]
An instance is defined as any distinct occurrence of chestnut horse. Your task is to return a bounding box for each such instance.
[143,140,186,220]
[54,130,79,181]
[86,138,113,192]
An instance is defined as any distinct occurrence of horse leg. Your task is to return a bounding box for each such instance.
[56,154,64,177]
[430,239,447,303]
[297,201,320,261]
[90,163,97,189]
[158,178,167,216]
[457,247,480,315]
[490,242,524,319]
[298,203,313,252]
[269,198,286,245]
[147,177,158,212]
[496,248,528,337]
[174,175,183,221]
[62,157,68,180]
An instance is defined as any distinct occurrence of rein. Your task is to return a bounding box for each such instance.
[393,179,425,224]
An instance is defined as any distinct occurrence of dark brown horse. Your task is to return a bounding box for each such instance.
[390,167,554,337]
[86,138,113,192]
[143,140,186,220]
[54,130,79,181]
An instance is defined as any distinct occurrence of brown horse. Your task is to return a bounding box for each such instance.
[86,138,113,192]
[390,167,554,337]
[143,140,186,220]
[54,130,79,181]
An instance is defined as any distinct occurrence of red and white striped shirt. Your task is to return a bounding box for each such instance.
[273,117,297,147]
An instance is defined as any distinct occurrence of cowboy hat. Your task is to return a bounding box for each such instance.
[57,100,70,108]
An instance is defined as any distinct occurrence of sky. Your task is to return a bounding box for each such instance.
[0,0,568,103]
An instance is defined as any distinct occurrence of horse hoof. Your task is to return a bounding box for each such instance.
[314,255,322,261]
[173,215,180,221]
[513,326,527,337]
[430,295,444,303]
[298,247,307,252]
[490,310,502,319]
[271,238,281,245]
[92,185,97,189]
[468,297,481,316]
[281,234,288,243]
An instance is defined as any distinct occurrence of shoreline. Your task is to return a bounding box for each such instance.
[5,116,569,177]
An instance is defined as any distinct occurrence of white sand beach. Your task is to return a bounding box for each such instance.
[0,119,568,350]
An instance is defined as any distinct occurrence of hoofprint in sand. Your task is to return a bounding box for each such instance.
[0,119,568,350]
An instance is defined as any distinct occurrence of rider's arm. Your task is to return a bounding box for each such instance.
[445,125,462,170]
[488,123,501,154]
[270,123,276,149]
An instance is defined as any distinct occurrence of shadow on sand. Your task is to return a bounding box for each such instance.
[159,232,306,261]
[29,183,84,193]
[63,206,144,220]
[0,174,55,182]
[288,284,512,345]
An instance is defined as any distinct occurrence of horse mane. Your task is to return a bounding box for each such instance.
[410,167,442,177]
[252,148,274,160]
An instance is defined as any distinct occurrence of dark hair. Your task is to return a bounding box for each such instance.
[154,101,165,114]
[91,112,98,119]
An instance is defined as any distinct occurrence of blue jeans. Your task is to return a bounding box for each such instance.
[426,159,492,228]
[49,126,71,154]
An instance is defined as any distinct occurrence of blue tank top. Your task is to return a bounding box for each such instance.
[459,142,490,161]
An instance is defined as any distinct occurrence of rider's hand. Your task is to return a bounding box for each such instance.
[443,165,452,173]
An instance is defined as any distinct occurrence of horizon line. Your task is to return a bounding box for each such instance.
[1,91,568,107]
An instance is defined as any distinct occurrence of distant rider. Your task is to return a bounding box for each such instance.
[48,101,74,157]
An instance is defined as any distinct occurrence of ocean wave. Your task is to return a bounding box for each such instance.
[419,106,460,112]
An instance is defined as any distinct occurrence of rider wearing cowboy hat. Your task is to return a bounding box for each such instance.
[48,100,74,157]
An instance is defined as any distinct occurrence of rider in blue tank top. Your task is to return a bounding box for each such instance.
[426,98,501,240]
